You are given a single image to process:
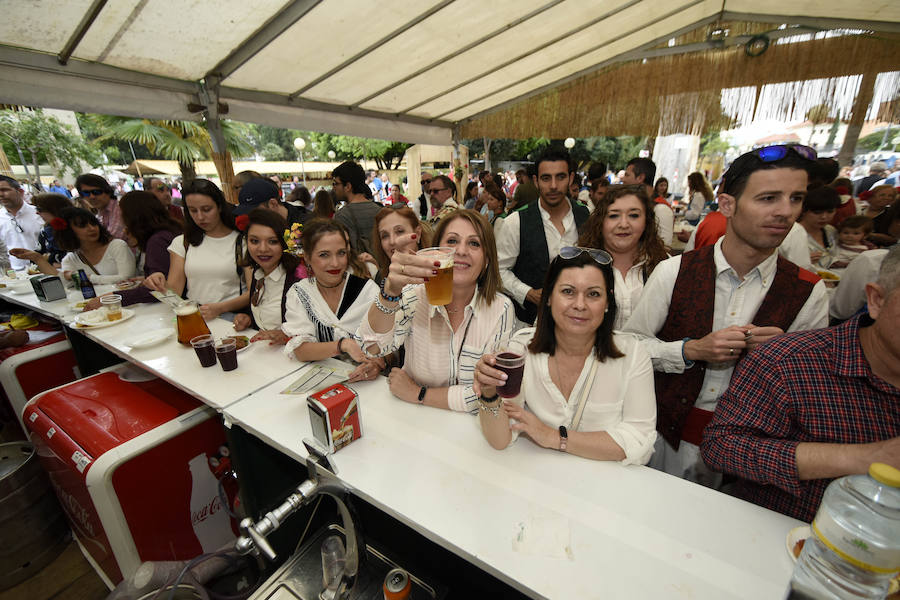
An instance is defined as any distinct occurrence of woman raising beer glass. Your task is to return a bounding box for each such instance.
[473,248,656,464]
[359,209,516,413]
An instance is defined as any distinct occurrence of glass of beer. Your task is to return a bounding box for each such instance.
[175,301,211,345]
[416,246,455,305]
[190,335,216,368]
[100,294,123,321]
[492,339,527,398]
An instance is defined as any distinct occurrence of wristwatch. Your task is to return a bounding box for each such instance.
[417,386,427,405]
[558,425,568,452]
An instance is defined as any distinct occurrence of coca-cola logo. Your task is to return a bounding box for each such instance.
[53,483,96,537]
[191,494,223,526]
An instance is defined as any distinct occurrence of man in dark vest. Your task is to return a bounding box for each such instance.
[496,148,590,325]
[624,144,830,486]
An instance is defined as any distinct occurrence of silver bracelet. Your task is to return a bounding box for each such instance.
[374,294,398,315]
[479,397,502,417]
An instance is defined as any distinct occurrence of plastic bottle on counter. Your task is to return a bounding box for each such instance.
[787,463,900,599]
[77,269,96,299]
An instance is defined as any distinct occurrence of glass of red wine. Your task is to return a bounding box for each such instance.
[492,339,527,398]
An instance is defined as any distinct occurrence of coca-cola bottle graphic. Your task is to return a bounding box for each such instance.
[188,453,232,553]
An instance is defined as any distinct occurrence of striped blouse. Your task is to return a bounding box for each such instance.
[358,284,516,413]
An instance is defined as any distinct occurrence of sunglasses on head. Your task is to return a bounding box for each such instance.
[749,144,817,163]
[559,246,612,265]
[79,189,106,197]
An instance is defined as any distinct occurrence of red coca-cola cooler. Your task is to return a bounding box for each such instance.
[23,366,237,588]
[0,328,79,436]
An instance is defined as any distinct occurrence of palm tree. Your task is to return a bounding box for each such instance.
[86,115,254,183]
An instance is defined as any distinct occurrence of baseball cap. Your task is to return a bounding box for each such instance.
[234,178,279,215]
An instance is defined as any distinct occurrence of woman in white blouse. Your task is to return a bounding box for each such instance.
[144,179,249,320]
[474,247,657,465]
[232,209,302,343]
[578,185,668,329]
[13,207,135,284]
[359,209,516,414]
[282,219,382,383]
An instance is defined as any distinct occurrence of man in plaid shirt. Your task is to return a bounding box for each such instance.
[701,246,900,522]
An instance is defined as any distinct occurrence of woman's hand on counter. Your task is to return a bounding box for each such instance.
[250,329,289,345]
[504,403,555,449]
[388,367,419,402]
[347,358,384,383]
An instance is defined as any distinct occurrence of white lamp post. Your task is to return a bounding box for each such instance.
[327,150,336,160]
[293,137,307,185]
[564,137,576,149]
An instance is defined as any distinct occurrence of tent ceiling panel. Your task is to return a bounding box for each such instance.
[418,0,709,120]
[0,0,90,55]
[358,0,637,114]
[1,0,897,143]
[299,0,541,105]
[224,0,446,94]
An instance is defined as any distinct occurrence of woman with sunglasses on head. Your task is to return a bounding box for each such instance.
[282,219,382,383]
[143,179,250,321]
[578,185,668,329]
[359,209,516,413]
[474,247,656,463]
[11,207,135,283]
[231,209,303,345]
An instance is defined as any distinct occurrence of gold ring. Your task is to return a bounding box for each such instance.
[729,347,734,356]
[400,264,405,274]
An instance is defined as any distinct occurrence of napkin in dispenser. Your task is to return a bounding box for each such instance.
[31,275,67,301]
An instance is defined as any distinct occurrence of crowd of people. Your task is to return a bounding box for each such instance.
[0,141,897,525]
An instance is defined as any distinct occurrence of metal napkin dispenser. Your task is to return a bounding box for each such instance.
[30,275,67,302]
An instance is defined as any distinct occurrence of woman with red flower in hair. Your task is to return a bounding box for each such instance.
[30,192,72,267]
[143,179,250,321]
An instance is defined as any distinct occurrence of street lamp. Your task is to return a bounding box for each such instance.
[564,137,576,149]
[327,150,336,160]
[293,137,306,185]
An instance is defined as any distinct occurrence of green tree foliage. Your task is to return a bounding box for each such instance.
[84,114,254,182]
[261,142,285,161]
[699,131,731,157]
[463,136,648,172]
[857,127,898,152]
[0,108,100,186]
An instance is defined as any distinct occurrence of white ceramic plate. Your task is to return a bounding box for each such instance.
[129,329,173,349]
[8,285,33,295]
[69,300,90,311]
[74,308,135,328]
[786,525,811,563]
[222,335,252,353]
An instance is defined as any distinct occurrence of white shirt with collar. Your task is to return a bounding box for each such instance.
[612,260,650,331]
[1,202,44,270]
[496,201,579,305]
[778,221,814,272]
[653,203,674,246]
[251,264,286,331]
[624,237,829,412]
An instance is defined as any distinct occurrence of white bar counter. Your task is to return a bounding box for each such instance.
[225,363,803,600]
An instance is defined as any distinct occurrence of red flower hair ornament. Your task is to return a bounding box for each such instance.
[50,217,68,231]
[235,214,250,232]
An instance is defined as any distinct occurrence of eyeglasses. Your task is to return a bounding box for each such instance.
[559,246,612,265]
[79,189,106,197]
[9,215,23,233]
[749,144,817,162]
[251,277,265,307]
[428,187,447,195]
[420,179,433,185]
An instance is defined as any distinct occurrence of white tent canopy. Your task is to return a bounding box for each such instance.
[1,0,898,143]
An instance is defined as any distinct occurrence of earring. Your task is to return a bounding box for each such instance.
[604,308,608,313]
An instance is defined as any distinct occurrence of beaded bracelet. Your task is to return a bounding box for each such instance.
[374,294,399,315]
[379,278,401,302]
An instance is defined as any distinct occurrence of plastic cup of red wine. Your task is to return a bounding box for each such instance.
[190,334,216,368]
[492,339,527,398]
[215,338,238,372]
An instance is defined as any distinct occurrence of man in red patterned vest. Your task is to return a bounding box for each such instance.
[625,145,830,486]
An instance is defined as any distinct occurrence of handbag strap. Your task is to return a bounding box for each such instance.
[76,251,101,276]
[569,357,600,432]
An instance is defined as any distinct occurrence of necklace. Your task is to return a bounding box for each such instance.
[314,274,345,290]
